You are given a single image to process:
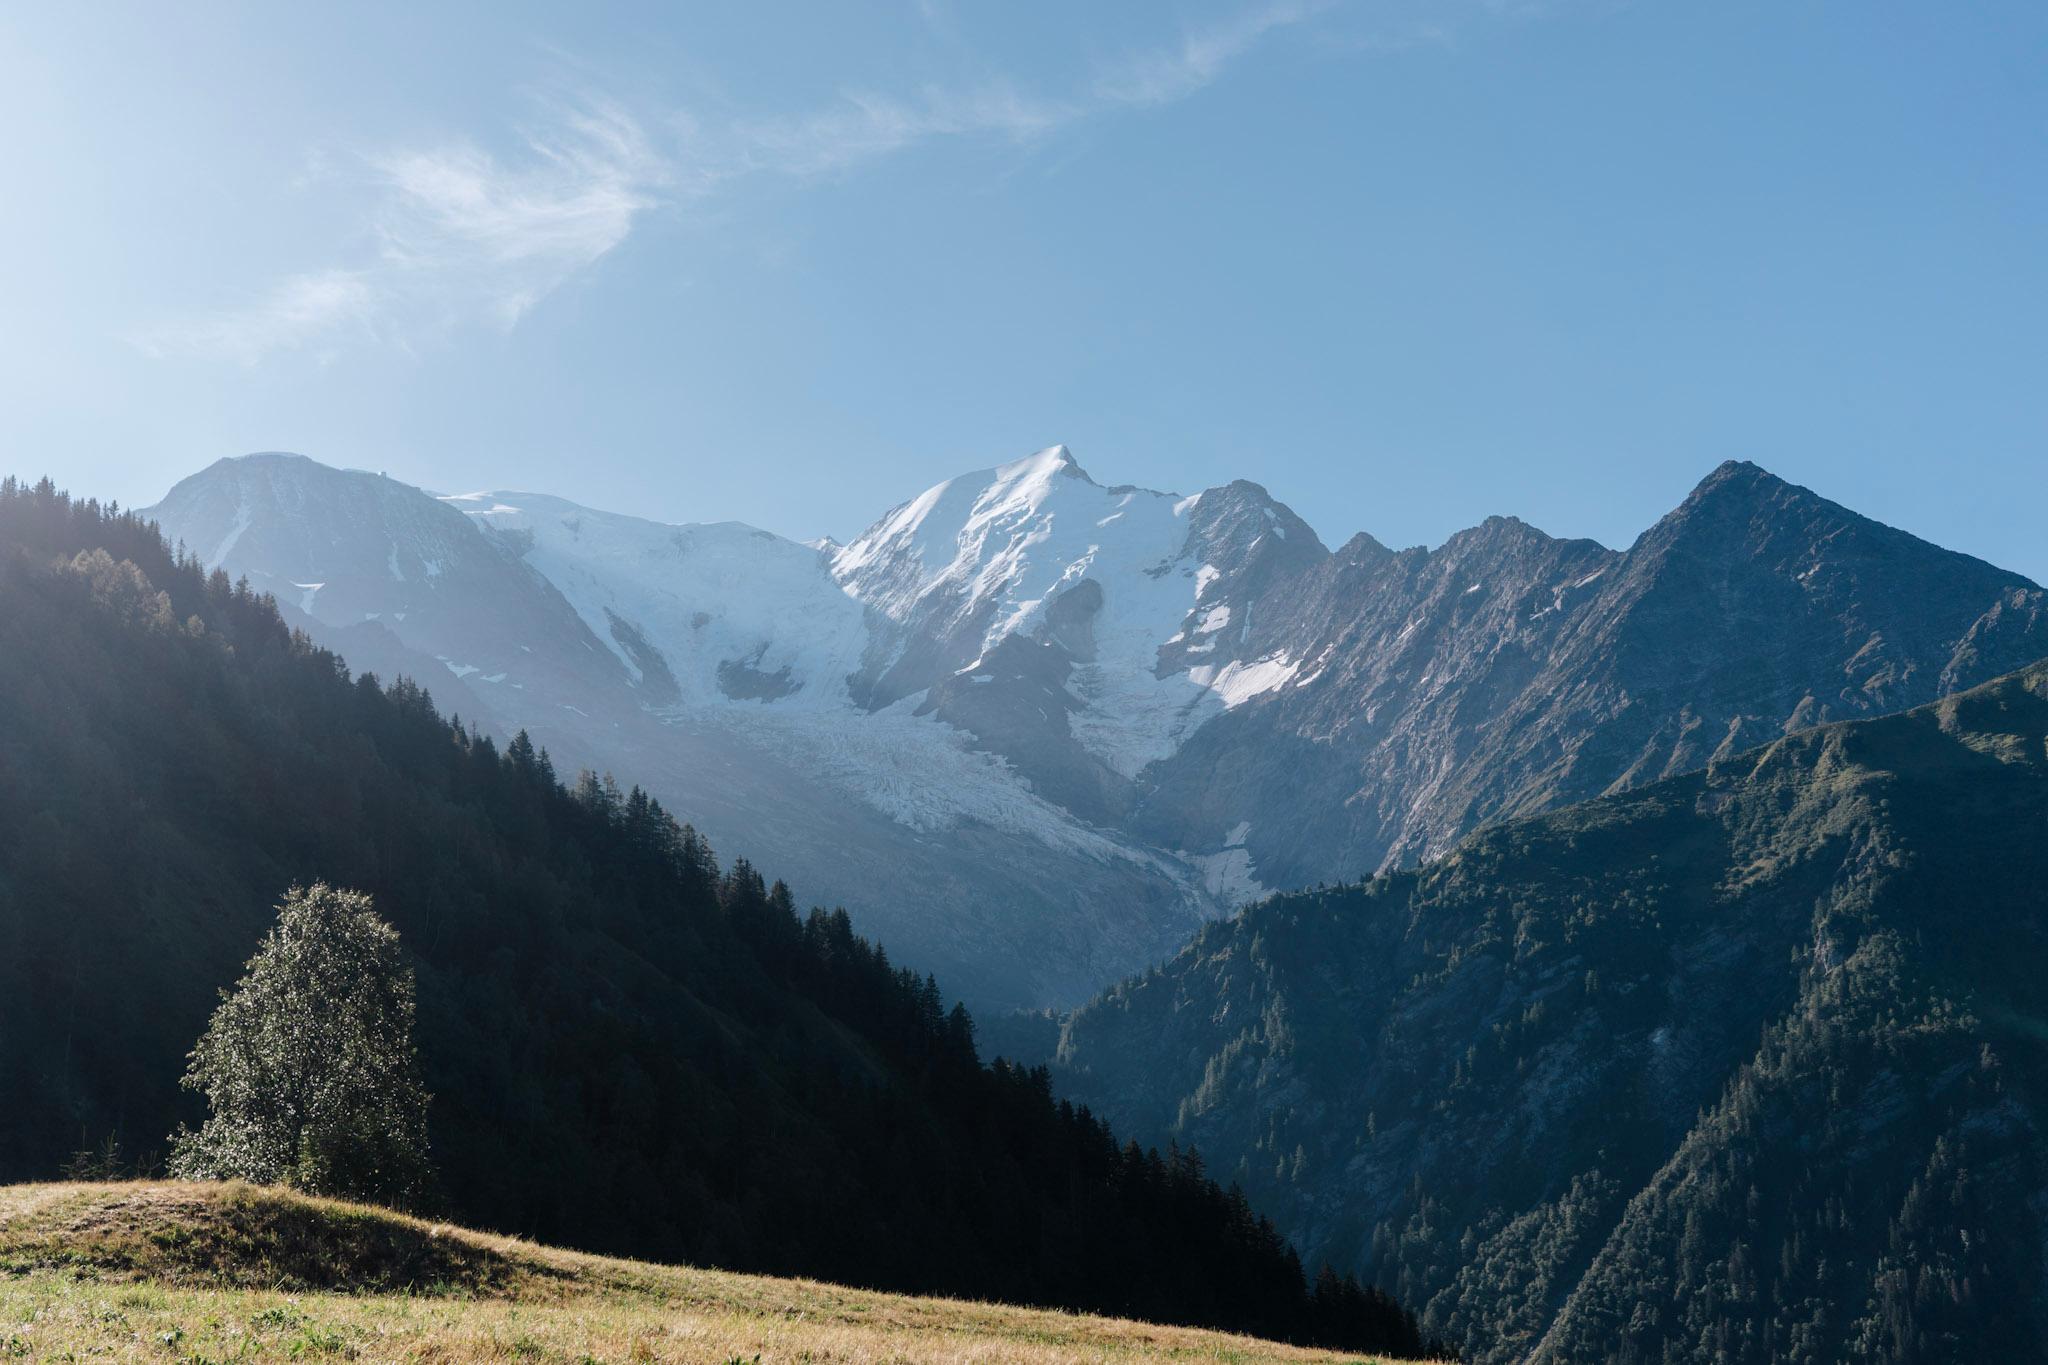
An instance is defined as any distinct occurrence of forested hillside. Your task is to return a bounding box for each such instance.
[1058,653,2048,1363]
[0,477,1426,1356]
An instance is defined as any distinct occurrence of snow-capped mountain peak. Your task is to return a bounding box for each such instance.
[830,447,1333,788]
[832,445,1104,622]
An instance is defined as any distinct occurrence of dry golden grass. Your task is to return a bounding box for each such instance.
[0,1183,1432,1363]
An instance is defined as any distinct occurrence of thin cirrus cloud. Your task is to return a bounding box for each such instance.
[728,0,1325,179]
[1092,0,1325,107]
[130,270,380,368]
[130,98,664,364]
[366,98,665,331]
[130,2,1319,365]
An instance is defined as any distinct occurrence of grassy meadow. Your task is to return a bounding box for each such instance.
[0,1183,1431,1364]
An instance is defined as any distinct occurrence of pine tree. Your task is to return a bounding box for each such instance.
[168,883,434,1208]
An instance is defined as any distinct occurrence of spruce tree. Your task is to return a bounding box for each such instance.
[169,883,434,1208]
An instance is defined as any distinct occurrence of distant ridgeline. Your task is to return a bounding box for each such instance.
[1057,649,2048,1362]
[0,477,1430,1357]
[145,450,2047,1015]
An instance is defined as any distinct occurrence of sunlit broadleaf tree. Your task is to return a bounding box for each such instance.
[170,883,433,1208]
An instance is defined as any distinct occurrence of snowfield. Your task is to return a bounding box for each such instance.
[425,448,1302,840]
[438,451,1277,881]
[442,490,871,707]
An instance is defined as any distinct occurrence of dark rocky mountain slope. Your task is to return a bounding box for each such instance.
[1057,657,2048,1363]
[1138,460,2046,889]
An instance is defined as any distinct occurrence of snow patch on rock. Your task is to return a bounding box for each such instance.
[1190,654,1300,708]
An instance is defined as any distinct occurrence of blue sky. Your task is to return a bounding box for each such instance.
[2,1,2042,578]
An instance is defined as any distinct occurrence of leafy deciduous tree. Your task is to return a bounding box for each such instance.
[169,883,433,1208]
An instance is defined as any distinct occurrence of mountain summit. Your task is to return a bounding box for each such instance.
[1131,458,2044,885]
[147,449,2045,1009]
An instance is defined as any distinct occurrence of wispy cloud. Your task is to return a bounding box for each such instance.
[726,82,1073,179]
[1094,0,1325,108]
[728,1,1320,180]
[368,99,664,327]
[133,4,1319,363]
[132,97,665,363]
[131,269,378,366]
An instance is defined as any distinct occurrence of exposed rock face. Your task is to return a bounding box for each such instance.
[1134,460,2046,889]
[148,450,2045,1011]
[1055,662,2048,1363]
